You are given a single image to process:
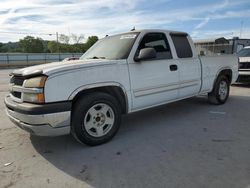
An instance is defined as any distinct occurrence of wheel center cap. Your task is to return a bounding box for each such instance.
[96,117,101,122]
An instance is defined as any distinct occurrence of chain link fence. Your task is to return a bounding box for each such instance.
[0,53,82,67]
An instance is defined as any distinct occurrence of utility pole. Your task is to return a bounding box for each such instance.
[56,32,61,61]
[56,32,59,53]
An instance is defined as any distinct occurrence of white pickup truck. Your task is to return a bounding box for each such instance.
[5,29,238,146]
[237,46,250,82]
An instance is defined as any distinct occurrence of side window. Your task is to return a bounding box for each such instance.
[171,34,193,58]
[137,33,172,60]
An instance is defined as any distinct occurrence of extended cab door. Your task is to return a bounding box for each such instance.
[170,34,201,98]
[128,32,179,111]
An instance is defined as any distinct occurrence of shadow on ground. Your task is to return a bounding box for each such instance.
[30,95,250,188]
[233,83,250,88]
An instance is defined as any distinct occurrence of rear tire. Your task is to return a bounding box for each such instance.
[71,92,121,146]
[208,75,230,105]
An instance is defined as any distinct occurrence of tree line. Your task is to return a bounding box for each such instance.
[0,35,98,53]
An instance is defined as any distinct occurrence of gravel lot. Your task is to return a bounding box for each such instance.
[0,68,250,188]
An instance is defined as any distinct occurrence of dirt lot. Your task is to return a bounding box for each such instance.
[0,68,250,188]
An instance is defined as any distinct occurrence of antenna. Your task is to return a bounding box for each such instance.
[131,26,136,31]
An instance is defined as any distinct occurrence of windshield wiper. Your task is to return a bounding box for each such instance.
[87,56,106,59]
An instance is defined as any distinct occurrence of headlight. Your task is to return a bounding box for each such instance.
[23,76,47,103]
[23,76,47,88]
[23,93,45,103]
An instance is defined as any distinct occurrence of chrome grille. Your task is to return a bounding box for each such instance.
[10,76,25,99]
[12,91,21,98]
[239,62,250,70]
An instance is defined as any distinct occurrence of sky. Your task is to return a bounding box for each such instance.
[0,0,250,43]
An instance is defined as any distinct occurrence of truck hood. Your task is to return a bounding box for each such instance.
[12,59,123,77]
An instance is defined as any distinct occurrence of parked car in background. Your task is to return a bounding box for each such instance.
[237,46,250,83]
[5,29,238,146]
[62,57,80,62]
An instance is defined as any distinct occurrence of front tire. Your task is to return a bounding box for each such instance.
[71,92,121,146]
[208,75,230,105]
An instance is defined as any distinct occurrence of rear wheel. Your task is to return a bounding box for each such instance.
[208,75,230,105]
[71,92,121,146]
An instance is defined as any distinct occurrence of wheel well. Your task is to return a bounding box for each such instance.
[218,69,233,83]
[72,86,127,114]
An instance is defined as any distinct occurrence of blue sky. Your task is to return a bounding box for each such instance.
[0,0,250,42]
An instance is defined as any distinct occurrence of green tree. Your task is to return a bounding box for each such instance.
[59,34,70,44]
[0,42,3,52]
[0,42,21,52]
[85,36,98,50]
[19,36,44,53]
[47,35,98,53]
[71,34,84,44]
[48,41,58,53]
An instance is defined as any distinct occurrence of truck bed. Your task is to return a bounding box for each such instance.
[199,54,239,93]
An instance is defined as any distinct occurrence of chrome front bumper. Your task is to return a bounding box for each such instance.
[5,95,71,136]
[237,71,250,83]
[239,70,250,76]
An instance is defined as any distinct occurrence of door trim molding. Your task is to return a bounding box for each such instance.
[133,79,200,97]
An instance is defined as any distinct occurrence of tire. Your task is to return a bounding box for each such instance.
[71,92,122,146]
[208,75,230,105]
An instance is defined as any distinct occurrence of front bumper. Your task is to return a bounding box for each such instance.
[237,71,250,83]
[5,95,72,136]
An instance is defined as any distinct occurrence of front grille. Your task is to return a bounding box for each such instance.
[10,76,25,99]
[11,91,21,98]
[10,76,25,86]
[239,62,250,70]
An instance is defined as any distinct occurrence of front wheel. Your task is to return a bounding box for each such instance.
[71,92,121,146]
[208,75,230,105]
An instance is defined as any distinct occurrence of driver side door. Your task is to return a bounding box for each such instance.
[128,32,180,111]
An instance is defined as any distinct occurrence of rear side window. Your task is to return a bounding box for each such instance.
[171,34,193,58]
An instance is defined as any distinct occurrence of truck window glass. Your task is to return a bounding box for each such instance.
[171,34,193,58]
[137,33,172,60]
[81,32,139,60]
[238,48,250,57]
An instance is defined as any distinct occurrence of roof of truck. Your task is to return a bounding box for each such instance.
[123,29,188,35]
[102,29,190,40]
[106,29,188,37]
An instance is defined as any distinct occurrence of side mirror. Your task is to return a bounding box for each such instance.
[135,48,157,62]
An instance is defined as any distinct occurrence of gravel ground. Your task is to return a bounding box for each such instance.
[0,68,250,188]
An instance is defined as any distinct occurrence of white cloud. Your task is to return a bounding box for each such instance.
[191,27,250,40]
[195,17,210,30]
[0,0,249,42]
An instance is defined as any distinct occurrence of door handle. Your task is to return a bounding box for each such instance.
[170,64,178,71]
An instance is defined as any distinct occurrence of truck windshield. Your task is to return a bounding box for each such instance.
[237,48,250,57]
[80,32,139,60]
